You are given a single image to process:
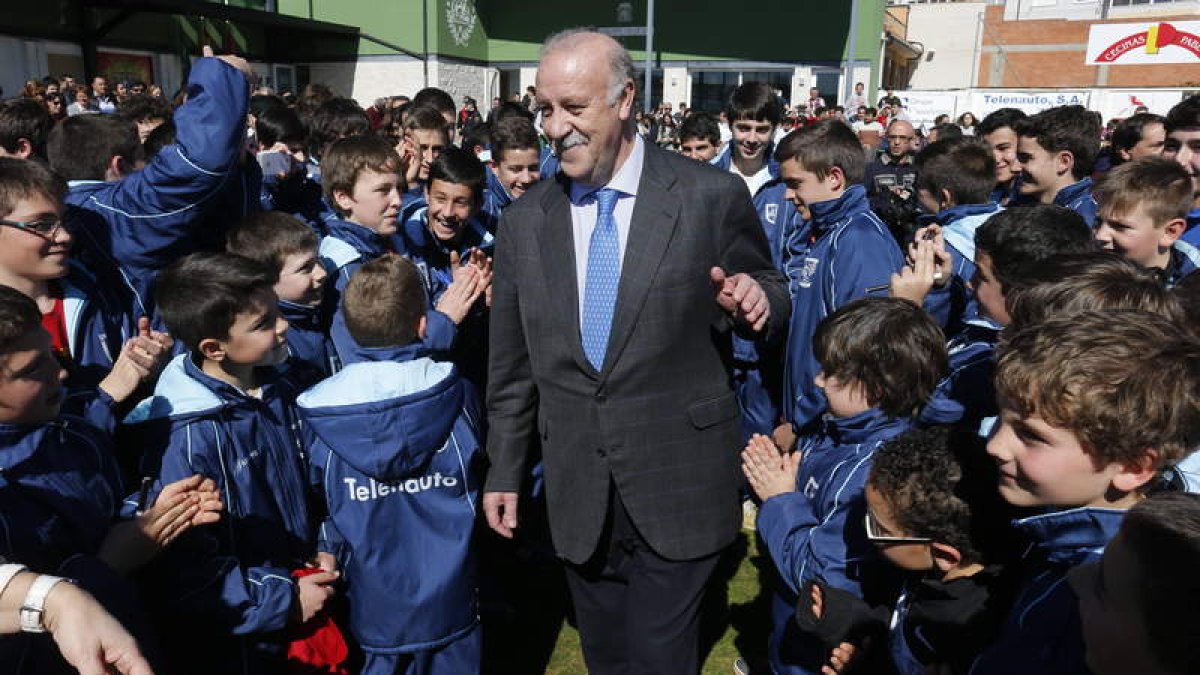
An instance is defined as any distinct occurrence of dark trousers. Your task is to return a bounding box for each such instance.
[564,490,722,675]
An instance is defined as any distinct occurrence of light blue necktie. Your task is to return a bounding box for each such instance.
[582,188,621,370]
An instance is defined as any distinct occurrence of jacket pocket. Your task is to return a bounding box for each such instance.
[686,391,740,429]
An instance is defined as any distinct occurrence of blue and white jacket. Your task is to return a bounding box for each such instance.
[279,299,340,378]
[969,507,1125,675]
[320,217,458,364]
[924,202,1002,331]
[758,408,914,675]
[128,354,319,672]
[1164,238,1200,289]
[782,185,904,429]
[297,344,482,654]
[64,57,249,320]
[58,261,138,391]
[713,141,780,196]
[479,166,512,234]
[1181,207,1200,248]
[941,317,1002,437]
[1052,178,1098,228]
[0,397,160,671]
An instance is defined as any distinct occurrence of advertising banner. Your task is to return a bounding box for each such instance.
[1091,90,1185,120]
[967,91,1091,118]
[1087,21,1200,66]
[897,90,961,128]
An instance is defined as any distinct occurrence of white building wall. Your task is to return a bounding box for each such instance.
[308,56,426,107]
[907,3,987,90]
[662,66,689,108]
[428,56,492,110]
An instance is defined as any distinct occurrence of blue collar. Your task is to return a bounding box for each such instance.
[325,217,391,258]
[820,407,911,445]
[1052,177,1094,207]
[1187,207,1200,229]
[1013,506,1125,565]
[401,208,492,258]
[938,202,999,227]
[278,300,322,330]
[808,184,870,233]
[351,341,428,364]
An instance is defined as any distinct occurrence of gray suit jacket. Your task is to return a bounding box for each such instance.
[485,143,791,563]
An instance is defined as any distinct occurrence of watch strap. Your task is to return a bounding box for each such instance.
[0,563,27,598]
[19,574,67,633]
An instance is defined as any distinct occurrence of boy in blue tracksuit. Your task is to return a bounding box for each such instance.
[227,211,339,377]
[0,286,221,674]
[1163,96,1200,246]
[128,253,335,675]
[400,105,452,210]
[1094,156,1200,289]
[971,310,1200,675]
[743,297,956,675]
[47,53,253,321]
[392,147,493,390]
[479,116,543,233]
[317,134,466,364]
[297,254,482,675]
[776,120,905,432]
[713,82,781,198]
[1012,105,1100,227]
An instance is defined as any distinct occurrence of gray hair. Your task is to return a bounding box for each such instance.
[540,29,636,106]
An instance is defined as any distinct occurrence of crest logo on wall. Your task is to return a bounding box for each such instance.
[446,0,477,47]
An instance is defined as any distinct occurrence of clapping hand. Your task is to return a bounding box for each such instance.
[741,433,801,501]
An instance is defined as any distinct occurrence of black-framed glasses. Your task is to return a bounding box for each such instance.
[0,217,63,239]
[864,511,933,544]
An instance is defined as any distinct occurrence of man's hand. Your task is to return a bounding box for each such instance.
[483,491,519,538]
[741,433,801,501]
[44,582,155,675]
[710,267,770,332]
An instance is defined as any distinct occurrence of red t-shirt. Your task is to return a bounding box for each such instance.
[40,284,70,360]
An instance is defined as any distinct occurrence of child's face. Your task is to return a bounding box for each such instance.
[1120,121,1166,162]
[275,249,327,307]
[731,118,775,164]
[864,484,934,572]
[968,252,1009,326]
[780,157,842,211]
[0,193,71,283]
[814,370,871,418]
[982,126,1020,185]
[1095,202,1177,270]
[986,409,1121,508]
[337,167,402,237]
[492,147,541,199]
[406,128,448,182]
[0,328,67,425]
[1015,135,1069,203]
[211,288,290,368]
[425,179,477,244]
[1163,127,1200,206]
[678,137,720,163]
[1068,531,1167,675]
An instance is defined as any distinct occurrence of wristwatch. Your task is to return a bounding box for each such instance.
[19,574,69,633]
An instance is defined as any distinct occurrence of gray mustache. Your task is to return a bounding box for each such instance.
[556,131,588,154]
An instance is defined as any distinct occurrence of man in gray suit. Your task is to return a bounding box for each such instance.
[483,30,790,673]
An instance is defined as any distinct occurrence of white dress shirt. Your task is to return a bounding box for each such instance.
[568,135,645,330]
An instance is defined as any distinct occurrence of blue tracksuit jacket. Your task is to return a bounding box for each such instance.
[1164,238,1200,288]
[59,261,138,390]
[127,354,320,674]
[279,299,340,378]
[297,344,482,657]
[782,185,905,429]
[319,217,457,365]
[757,408,913,675]
[969,507,1125,675]
[713,141,780,196]
[64,57,249,319]
[1182,207,1200,248]
[479,166,511,234]
[1052,178,1098,228]
[539,144,559,179]
[924,202,1002,332]
[0,394,160,673]
[941,317,1002,437]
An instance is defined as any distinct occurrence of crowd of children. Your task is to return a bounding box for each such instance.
[1,45,1199,675]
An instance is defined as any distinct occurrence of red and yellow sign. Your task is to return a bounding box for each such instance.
[1087,21,1200,65]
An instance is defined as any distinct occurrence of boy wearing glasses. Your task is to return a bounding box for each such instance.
[0,157,170,403]
[741,297,956,675]
[794,426,1018,675]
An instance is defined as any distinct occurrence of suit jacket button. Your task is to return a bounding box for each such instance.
[595,392,607,403]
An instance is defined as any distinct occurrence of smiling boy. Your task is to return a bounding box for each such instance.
[714,82,782,196]
[1012,105,1101,226]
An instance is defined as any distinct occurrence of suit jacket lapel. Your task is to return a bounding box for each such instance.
[601,146,681,379]
[539,175,596,375]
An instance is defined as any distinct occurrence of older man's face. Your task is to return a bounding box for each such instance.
[536,46,634,187]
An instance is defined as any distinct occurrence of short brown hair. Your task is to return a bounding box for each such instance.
[774,119,866,184]
[403,104,450,134]
[489,116,539,164]
[0,284,42,355]
[343,254,426,348]
[1095,156,1192,227]
[0,156,66,219]
[813,297,947,417]
[1005,252,1184,331]
[995,310,1200,469]
[226,211,318,274]
[322,134,402,216]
